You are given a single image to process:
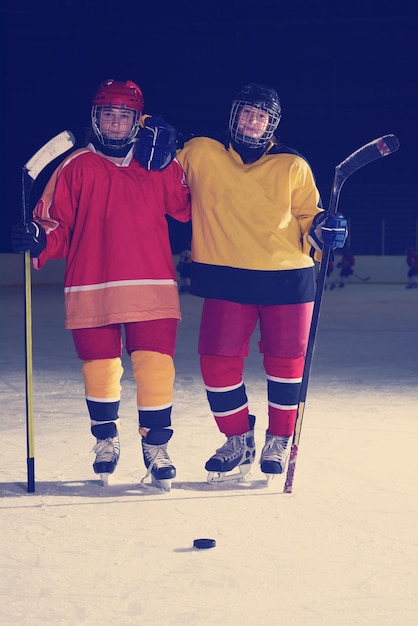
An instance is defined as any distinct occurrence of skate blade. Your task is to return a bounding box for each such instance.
[140,474,172,492]
[99,473,110,486]
[263,464,289,485]
[207,464,252,484]
[264,473,277,486]
[151,476,172,492]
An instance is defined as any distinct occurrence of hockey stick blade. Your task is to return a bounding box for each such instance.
[337,134,399,180]
[328,134,399,215]
[353,274,370,282]
[24,130,75,181]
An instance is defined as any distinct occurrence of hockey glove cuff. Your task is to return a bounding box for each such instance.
[12,221,46,257]
[134,116,177,171]
[308,212,348,251]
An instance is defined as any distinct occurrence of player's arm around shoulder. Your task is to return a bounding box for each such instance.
[134,115,178,171]
[133,115,191,220]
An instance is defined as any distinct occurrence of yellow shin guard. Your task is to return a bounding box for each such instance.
[131,350,174,411]
[81,358,124,401]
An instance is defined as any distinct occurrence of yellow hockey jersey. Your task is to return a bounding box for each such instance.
[176,137,323,305]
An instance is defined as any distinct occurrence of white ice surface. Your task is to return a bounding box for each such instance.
[1,283,417,626]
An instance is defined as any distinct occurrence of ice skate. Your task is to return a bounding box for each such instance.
[205,415,256,483]
[260,432,291,483]
[92,436,120,485]
[140,428,176,492]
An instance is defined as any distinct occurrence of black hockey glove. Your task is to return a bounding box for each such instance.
[12,221,46,257]
[134,116,177,171]
[308,212,348,251]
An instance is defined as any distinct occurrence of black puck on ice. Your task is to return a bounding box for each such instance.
[193,538,216,550]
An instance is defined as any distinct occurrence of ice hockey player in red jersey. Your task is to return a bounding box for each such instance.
[405,247,418,289]
[335,249,355,288]
[176,248,192,293]
[12,79,191,490]
[325,259,335,290]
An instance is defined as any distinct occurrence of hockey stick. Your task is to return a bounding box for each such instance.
[283,134,399,494]
[22,131,75,492]
[353,273,370,282]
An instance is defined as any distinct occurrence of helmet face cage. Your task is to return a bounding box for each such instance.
[91,105,140,148]
[91,79,144,149]
[229,99,281,149]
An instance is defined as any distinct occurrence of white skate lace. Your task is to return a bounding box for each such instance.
[91,437,120,462]
[213,434,247,461]
[262,436,290,462]
[141,442,173,481]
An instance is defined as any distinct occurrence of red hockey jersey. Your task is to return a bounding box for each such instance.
[33,146,191,329]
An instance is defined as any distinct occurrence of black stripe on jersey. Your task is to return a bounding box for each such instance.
[190,262,316,305]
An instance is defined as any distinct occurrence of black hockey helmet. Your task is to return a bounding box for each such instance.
[229,83,282,151]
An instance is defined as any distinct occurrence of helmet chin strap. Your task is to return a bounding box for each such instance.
[91,137,133,157]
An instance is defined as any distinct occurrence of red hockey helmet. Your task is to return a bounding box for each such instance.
[92,79,144,114]
[91,79,144,149]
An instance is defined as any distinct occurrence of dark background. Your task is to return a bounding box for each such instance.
[4,1,418,254]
